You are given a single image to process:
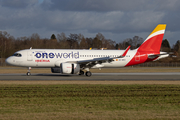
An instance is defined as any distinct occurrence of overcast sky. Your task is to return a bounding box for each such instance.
[0,0,180,46]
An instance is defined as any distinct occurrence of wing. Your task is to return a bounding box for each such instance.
[68,46,131,68]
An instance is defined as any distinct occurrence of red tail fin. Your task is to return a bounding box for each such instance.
[138,24,166,53]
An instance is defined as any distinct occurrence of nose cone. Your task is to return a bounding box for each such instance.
[5,57,13,65]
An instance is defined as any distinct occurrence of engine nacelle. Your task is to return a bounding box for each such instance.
[61,63,80,74]
[51,63,80,74]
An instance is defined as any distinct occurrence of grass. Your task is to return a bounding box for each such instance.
[0,84,180,119]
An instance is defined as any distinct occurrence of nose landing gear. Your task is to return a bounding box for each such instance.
[27,67,31,76]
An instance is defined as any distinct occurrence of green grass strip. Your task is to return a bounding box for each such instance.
[0,84,180,120]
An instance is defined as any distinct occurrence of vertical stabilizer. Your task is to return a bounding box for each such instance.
[138,24,166,52]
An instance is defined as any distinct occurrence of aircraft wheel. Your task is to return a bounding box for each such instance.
[27,72,31,76]
[85,71,92,77]
[79,70,84,75]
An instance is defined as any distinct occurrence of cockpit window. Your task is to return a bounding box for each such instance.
[12,53,22,57]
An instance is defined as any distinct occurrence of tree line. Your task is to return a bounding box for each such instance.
[0,31,178,60]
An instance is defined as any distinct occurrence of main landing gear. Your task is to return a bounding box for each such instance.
[85,71,92,77]
[27,67,31,76]
[79,69,92,77]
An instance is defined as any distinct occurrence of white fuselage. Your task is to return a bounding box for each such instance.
[6,49,137,68]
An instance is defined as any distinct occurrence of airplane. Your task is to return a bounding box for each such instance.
[6,24,169,77]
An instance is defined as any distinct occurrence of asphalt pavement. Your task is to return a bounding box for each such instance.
[0,73,179,81]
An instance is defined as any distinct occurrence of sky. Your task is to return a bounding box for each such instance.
[0,0,180,46]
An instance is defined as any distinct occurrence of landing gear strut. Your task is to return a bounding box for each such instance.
[79,70,84,75]
[27,67,31,76]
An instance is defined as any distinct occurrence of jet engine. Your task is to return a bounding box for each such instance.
[51,63,80,74]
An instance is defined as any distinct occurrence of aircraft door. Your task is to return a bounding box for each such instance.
[27,51,33,61]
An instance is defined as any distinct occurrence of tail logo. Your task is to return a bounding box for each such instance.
[138,24,166,53]
[125,24,166,67]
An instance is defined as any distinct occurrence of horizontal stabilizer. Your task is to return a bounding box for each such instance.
[148,52,169,59]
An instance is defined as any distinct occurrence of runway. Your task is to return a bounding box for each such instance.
[0,73,180,81]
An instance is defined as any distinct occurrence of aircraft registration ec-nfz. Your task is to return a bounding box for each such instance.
[6,24,169,77]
